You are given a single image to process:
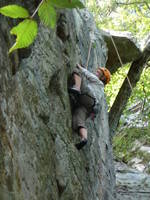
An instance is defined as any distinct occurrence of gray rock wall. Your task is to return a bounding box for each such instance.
[0,2,115,200]
[115,162,150,200]
[101,30,142,73]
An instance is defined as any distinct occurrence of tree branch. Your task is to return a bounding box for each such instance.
[116,1,150,10]
[145,2,150,10]
[31,0,44,18]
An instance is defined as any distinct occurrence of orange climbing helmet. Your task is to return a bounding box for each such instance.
[100,67,111,84]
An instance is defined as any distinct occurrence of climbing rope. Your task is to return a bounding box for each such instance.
[85,28,133,92]
[110,35,133,91]
[86,40,93,69]
[86,26,95,69]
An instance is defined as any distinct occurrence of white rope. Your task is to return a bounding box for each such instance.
[86,31,133,93]
[86,40,93,69]
[110,35,133,91]
[86,27,95,69]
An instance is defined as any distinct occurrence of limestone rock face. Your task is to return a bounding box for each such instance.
[0,1,115,200]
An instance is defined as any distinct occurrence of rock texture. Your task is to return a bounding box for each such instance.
[0,1,115,200]
[115,162,150,200]
[101,30,142,73]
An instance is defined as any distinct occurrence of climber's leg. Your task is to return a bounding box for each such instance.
[75,127,88,150]
[73,106,89,150]
[79,127,87,140]
[68,73,81,95]
[73,73,81,91]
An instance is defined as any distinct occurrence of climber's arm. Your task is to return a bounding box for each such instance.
[76,64,103,86]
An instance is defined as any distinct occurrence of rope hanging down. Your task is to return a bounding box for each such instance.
[85,30,133,92]
[110,35,133,91]
[86,40,92,69]
[86,27,95,69]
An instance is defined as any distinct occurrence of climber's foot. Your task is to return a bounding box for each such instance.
[75,139,87,150]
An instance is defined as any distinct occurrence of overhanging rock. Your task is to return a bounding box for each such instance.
[101,30,142,73]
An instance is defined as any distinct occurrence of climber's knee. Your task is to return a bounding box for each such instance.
[72,106,87,132]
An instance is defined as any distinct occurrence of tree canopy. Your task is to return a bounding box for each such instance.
[86,0,150,43]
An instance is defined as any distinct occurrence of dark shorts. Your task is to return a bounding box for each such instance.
[78,94,95,110]
[72,95,95,131]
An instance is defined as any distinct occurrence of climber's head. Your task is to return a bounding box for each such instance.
[96,67,111,85]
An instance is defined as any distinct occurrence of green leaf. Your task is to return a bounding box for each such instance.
[0,5,29,18]
[38,0,56,28]
[50,0,85,9]
[9,19,38,53]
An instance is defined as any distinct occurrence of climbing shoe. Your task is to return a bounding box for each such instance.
[75,139,87,150]
[68,87,81,95]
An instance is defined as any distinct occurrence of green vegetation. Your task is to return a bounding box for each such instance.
[85,1,150,170]
[86,0,150,41]
[38,0,57,29]
[113,126,150,170]
[0,0,85,53]
[105,65,150,113]
[105,64,130,108]
[9,19,38,53]
[0,5,29,18]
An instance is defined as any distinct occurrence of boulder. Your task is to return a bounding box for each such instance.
[101,30,142,73]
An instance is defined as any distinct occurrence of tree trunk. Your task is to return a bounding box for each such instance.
[109,42,150,137]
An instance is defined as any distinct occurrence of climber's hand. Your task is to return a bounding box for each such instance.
[76,63,82,69]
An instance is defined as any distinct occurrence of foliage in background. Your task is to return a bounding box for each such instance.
[0,0,85,53]
[105,66,150,114]
[86,0,150,118]
[86,1,150,167]
[113,127,150,161]
[105,64,130,109]
[126,67,150,112]
[113,126,150,173]
[86,0,150,43]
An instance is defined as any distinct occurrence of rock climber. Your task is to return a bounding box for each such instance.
[69,63,111,150]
